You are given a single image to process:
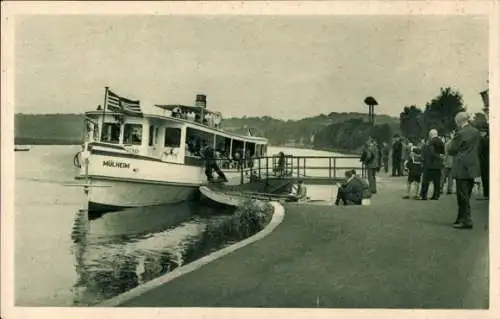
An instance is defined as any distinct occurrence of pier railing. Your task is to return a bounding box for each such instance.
[238,155,366,185]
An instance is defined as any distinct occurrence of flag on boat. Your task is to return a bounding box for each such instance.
[248,127,257,136]
[105,89,143,116]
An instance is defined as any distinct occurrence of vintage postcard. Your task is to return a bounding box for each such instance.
[1,1,498,319]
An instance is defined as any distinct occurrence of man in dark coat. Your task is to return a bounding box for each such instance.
[361,137,380,194]
[381,142,390,173]
[447,112,482,229]
[335,170,364,205]
[202,144,228,182]
[392,136,403,176]
[478,128,489,200]
[419,129,445,200]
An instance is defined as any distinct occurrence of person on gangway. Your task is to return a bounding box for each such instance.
[202,144,228,183]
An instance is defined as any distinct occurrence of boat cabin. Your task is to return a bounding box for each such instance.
[84,104,267,170]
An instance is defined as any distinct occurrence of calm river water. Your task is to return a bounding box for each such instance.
[14,145,358,306]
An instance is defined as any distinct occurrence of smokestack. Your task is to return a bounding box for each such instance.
[195,94,207,108]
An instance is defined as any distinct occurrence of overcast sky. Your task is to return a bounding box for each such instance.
[15,15,488,119]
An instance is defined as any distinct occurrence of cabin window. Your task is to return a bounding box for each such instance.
[186,127,214,157]
[246,143,256,157]
[100,123,121,143]
[148,125,155,146]
[164,127,182,148]
[255,144,261,157]
[123,124,143,145]
[231,139,244,160]
[215,135,231,159]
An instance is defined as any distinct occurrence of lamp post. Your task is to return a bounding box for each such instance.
[480,89,489,117]
[364,96,378,126]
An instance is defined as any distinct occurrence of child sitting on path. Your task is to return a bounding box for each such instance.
[403,145,423,199]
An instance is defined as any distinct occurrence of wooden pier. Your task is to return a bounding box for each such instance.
[236,154,366,185]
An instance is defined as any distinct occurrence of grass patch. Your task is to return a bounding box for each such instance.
[182,199,274,265]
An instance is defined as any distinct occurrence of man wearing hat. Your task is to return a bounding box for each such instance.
[447,112,482,229]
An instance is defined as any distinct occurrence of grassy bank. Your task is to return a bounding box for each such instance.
[182,199,274,265]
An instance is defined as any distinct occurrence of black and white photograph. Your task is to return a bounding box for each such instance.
[1,1,498,318]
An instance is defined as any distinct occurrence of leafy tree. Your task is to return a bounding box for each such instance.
[399,105,424,143]
[423,87,466,135]
[399,87,466,141]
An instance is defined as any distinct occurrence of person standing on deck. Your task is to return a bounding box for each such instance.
[447,112,481,229]
[361,137,380,194]
[419,129,445,200]
[478,127,489,200]
[392,135,403,176]
[440,132,455,195]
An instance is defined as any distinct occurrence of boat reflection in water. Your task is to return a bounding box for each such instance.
[70,201,234,306]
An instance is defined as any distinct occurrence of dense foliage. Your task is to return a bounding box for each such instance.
[182,199,274,265]
[399,87,468,142]
[312,118,395,154]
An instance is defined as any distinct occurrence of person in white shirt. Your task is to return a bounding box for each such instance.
[287,180,307,202]
[213,113,222,128]
[206,113,213,127]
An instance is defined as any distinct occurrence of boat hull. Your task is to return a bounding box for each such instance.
[77,145,255,212]
[86,178,198,212]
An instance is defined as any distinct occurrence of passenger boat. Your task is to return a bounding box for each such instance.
[75,88,268,212]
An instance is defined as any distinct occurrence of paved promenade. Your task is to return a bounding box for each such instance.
[119,177,489,308]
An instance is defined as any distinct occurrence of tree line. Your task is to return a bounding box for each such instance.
[399,87,488,142]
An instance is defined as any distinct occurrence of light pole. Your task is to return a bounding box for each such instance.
[480,89,489,118]
[364,96,378,126]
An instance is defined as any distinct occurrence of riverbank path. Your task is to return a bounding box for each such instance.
[118,176,489,308]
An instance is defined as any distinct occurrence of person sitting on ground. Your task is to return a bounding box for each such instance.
[403,145,423,199]
[335,170,364,206]
[352,169,371,199]
[287,179,308,202]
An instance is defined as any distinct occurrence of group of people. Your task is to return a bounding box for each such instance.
[390,135,418,177]
[352,111,489,229]
[171,107,222,128]
[336,111,489,229]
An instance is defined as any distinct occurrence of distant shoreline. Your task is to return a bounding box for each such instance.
[15,138,82,145]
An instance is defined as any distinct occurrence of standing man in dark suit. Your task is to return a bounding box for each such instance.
[361,137,380,194]
[478,127,489,200]
[392,135,403,176]
[420,129,445,200]
[447,112,482,229]
[381,142,390,173]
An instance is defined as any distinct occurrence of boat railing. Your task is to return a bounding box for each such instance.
[236,155,366,185]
